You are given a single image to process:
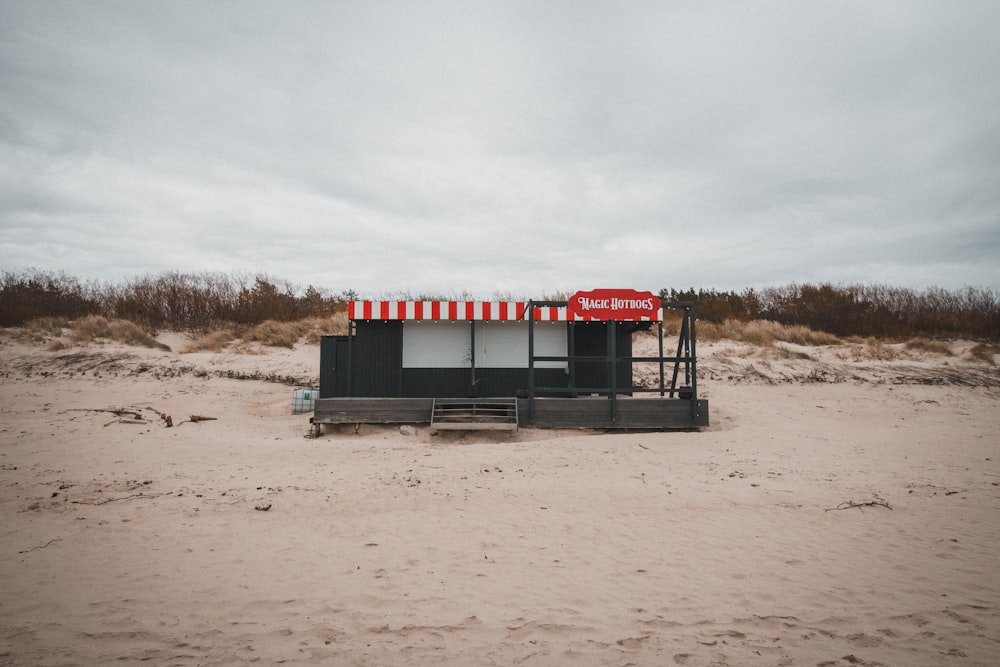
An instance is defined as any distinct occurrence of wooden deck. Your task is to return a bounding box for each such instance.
[312,396,708,431]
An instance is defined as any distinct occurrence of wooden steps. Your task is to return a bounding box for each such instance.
[430,398,518,431]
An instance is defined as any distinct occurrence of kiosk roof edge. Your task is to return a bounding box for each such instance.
[347,300,665,322]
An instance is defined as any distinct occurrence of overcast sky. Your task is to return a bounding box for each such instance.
[2,1,998,298]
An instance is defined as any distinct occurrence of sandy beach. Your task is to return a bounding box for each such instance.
[1,334,998,665]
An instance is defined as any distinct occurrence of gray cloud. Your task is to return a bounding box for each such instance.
[2,1,998,297]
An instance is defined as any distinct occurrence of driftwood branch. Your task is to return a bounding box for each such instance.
[109,418,149,426]
[77,407,173,428]
[178,415,218,425]
[73,407,141,418]
[145,406,173,427]
[19,538,62,554]
[71,493,160,506]
[825,498,893,512]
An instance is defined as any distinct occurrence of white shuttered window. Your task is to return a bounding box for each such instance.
[402,322,566,369]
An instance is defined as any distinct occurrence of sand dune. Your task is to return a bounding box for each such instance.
[1,334,998,665]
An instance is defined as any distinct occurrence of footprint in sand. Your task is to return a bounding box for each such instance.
[846,632,883,647]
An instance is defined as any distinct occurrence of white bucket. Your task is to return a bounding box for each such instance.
[292,388,316,414]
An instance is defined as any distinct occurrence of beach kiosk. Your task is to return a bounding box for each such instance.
[312,289,708,433]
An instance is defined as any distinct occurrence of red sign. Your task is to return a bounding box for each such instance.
[567,289,660,320]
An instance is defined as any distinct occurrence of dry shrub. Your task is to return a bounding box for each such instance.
[303,312,349,343]
[772,345,815,361]
[0,316,70,345]
[183,330,237,353]
[26,317,69,336]
[0,269,99,326]
[47,339,69,351]
[693,320,722,342]
[660,313,682,337]
[189,315,348,353]
[769,322,839,346]
[241,319,306,348]
[69,315,111,342]
[904,338,954,356]
[851,338,897,361]
[743,321,786,346]
[231,341,267,355]
[101,272,347,331]
[69,315,170,350]
[698,319,839,346]
[107,319,170,350]
[967,342,999,365]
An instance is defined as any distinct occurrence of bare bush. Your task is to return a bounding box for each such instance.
[662,283,999,339]
[0,270,100,326]
[105,272,346,331]
[3,270,997,341]
[0,270,352,332]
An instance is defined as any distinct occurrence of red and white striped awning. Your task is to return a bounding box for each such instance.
[348,301,663,322]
